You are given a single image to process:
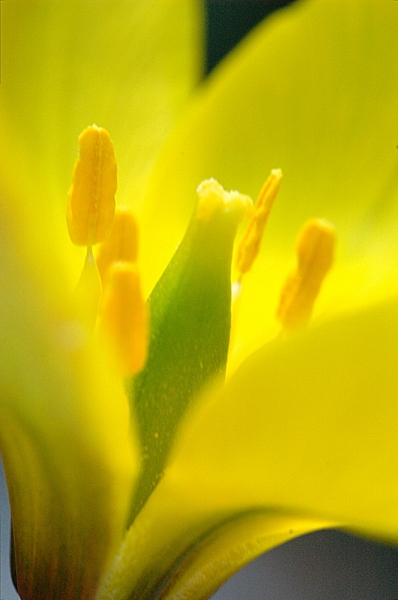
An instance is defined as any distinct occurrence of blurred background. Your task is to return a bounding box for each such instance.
[1,1,398,599]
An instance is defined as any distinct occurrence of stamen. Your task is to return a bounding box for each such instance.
[67,125,117,246]
[96,208,139,282]
[98,262,147,376]
[277,218,336,331]
[73,247,102,331]
[229,171,281,358]
[235,169,282,279]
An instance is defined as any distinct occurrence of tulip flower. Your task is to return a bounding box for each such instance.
[1,1,398,599]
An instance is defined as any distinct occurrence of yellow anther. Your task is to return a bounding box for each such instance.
[196,178,252,222]
[67,125,117,246]
[235,169,282,278]
[98,262,148,376]
[96,208,139,283]
[277,218,336,331]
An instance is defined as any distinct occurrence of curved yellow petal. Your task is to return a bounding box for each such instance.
[170,297,398,539]
[102,296,398,599]
[0,182,136,598]
[141,0,398,355]
[99,501,328,600]
[0,0,203,211]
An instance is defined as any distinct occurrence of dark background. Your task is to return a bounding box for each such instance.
[205,0,295,74]
[206,1,398,598]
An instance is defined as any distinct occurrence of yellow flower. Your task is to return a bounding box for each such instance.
[2,1,398,599]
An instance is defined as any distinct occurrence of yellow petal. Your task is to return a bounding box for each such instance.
[0,183,136,598]
[99,497,328,600]
[169,298,398,538]
[141,0,398,353]
[102,297,398,599]
[0,0,203,213]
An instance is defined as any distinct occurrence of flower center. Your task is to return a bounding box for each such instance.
[66,125,335,522]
